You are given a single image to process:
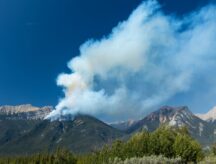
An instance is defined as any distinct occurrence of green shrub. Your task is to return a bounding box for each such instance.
[173,134,203,162]
[149,127,176,157]
[212,143,216,155]
[0,148,77,164]
[124,130,150,158]
[199,155,216,164]
[108,155,182,164]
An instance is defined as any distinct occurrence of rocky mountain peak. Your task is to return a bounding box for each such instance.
[123,105,216,147]
[196,106,216,122]
[0,104,53,120]
[145,106,190,123]
[126,106,205,134]
[158,105,176,113]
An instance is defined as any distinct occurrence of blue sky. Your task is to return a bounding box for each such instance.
[0,0,215,116]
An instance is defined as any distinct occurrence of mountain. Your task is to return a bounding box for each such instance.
[0,115,123,155]
[0,106,124,155]
[196,106,216,122]
[0,104,52,120]
[2,104,216,155]
[124,106,216,146]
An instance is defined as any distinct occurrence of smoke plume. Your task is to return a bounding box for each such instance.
[46,0,216,122]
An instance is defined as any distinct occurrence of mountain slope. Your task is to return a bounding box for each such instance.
[0,119,41,146]
[0,115,124,155]
[126,106,215,146]
[0,105,51,150]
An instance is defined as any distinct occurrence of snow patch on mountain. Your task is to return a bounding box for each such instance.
[196,106,216,121]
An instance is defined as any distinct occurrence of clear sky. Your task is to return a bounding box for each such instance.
[0,0,215,113]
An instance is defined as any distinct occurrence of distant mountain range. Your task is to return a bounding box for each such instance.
[0,104,216,155]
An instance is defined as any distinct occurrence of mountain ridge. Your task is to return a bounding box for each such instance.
[0,104,53,120]
[1,104,216,155]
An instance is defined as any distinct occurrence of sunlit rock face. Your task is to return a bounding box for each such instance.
[0,104,52,120]
[196,106,216,122]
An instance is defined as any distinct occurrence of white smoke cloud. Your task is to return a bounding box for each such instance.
[46,0,216,122]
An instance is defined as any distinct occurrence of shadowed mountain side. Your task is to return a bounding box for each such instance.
[0,115,124,156]
[0,120,41,146]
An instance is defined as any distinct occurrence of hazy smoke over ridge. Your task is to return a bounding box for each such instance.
[47,0,216,122]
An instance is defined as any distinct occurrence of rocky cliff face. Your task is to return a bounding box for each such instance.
[0,104,52,120]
